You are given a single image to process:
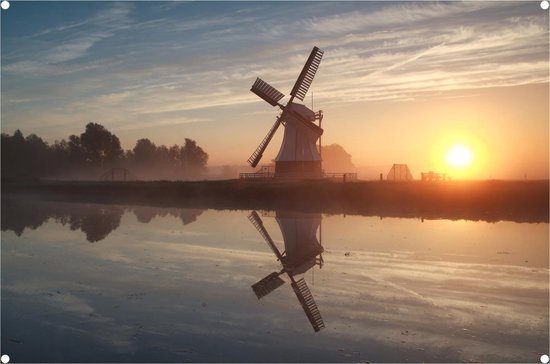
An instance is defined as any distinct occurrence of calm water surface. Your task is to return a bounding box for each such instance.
[1,199,548,362]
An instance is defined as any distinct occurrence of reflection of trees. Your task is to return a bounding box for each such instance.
[62,206,124,243]
[1,198,204,242]
[131,206,203,225]
[1,199,124,243]
[133,206,157,223]
[1,198,52,236]
[179,209,203,225]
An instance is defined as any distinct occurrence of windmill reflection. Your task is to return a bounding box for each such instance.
[248,210,325,332]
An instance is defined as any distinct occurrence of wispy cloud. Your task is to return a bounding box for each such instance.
[3,2,133,74]
[312,12,548,103]
[304,2,496,35]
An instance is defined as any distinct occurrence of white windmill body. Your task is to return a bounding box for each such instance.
[248,47,325,178]
[274,103,323,176]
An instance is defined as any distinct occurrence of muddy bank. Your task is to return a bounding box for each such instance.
[2,179,548,223]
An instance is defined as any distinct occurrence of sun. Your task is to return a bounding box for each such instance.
[445,144,474,169]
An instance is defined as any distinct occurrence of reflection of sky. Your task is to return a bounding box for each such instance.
[2,206,548,362]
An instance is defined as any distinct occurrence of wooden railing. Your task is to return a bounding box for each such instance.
[323,173,357,182]
[239,171,357,181]
[239,172,275,179]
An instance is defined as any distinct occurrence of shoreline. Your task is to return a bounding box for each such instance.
[2,179,549,223]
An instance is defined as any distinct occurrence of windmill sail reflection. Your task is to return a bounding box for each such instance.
[249,210,325,332]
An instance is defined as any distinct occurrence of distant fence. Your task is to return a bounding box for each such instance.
[99,167,137,181]
[239,171,357,182]
[324,173,357,182]
[239,172,275,179]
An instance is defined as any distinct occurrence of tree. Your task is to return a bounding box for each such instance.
[168,145,180,164]
[67,135,86,164]
[52,139,70,162]
[320,143,355,173]
[24,133,50,175]
[1,131,25,180]
[132,138,157,164]
[80,123,123,165]
[1,123,211,182]
[181,138,208,177]
[1,130,51,180]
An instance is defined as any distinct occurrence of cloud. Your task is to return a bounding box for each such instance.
[304,2,495,35]
[2,3,133,75]
[311,13,549,103]
[44,32,111,64]
[2,60,63,76]
[1,1,547,154]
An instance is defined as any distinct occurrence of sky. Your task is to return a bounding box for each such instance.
[1,1,549,179]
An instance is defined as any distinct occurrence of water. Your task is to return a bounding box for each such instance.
[1,199,548,362]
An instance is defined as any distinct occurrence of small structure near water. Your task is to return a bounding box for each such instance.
[386,164,413,181]
[421,171,449,181]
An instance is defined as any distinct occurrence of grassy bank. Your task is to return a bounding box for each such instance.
[2,179,548,223]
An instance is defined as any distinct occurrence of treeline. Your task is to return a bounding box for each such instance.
[1,122,208,181]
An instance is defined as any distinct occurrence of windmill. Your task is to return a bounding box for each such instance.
[248,46,325,178]
[248,210,325,332]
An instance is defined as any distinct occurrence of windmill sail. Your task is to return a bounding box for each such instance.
[290,46,324,101]
[252,272,285,299]
[249,210,326,332]
[251,78,285,107]
[291,278,325,332]
[246,46,325,177]
[247,116,283,168]
[248,211,284,261]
